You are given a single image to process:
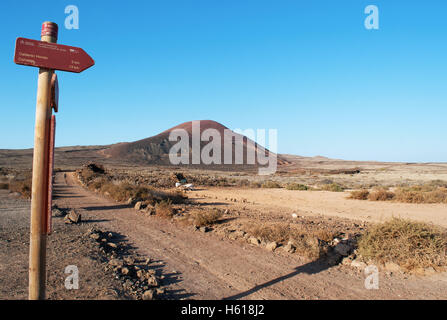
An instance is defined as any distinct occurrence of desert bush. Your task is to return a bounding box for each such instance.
[9,178,32,199]
[247,223,336,260]
[155,200,174,218]
[192,209,222,227]
[320,183,345,192]
[368,188,395,201]
[285,183,309,191]
[261,181,282,188]
[249,181,262,188]
[358,218,447,271]
[394,187,447,204]
[249,223,291,243]
[348,189,370,200]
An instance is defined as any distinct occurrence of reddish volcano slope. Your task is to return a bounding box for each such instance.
[103,120,289,167]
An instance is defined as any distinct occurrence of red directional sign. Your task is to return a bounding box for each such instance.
[14,37,94,73]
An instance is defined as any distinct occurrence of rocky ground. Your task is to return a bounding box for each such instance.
[1,170,447,300]
[0,190,173,300]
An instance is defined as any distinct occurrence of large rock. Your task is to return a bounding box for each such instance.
[52,207,65,217]
[334,243,351,256]
[283,243,296,253]
[265,241,278,252]
[64,210,81,224]
[147,275,159,287]
[248,237,260,246]
[134,201,143,211]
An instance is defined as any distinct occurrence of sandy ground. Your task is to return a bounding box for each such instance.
[2,171,447,300]
[54,173,447,298]
[193,187,447,228]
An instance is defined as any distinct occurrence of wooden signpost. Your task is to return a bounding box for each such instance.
[14,21,94,300]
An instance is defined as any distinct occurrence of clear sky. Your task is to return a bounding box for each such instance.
[0,0,446,162]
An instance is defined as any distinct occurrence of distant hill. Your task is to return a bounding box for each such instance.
[0,120,294,170]
[102,120,289,168]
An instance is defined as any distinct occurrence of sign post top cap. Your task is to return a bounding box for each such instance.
[41,21,58,40]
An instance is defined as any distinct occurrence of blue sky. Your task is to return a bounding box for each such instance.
[0,0,446,162]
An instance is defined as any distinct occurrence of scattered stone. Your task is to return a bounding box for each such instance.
[351,259,367,269]
[136,270,145,280]
[266,241,277,251]
[142,289,155,300]
[126,198,134,205]
[199,226,209,233]
[109,259,123,267]
[134,201,142,211]
[89,233,100,240]
[229,230,245,240]
[283,243,296,253]
[147,275,159,287]
[248,237,260,246]
[52,207,65,217]
[121,267,130,275]
[342,257,353,266]
[107,242,118,249]
[145,205,155,215]
[64,210,81,224]
[334,243,351,256]
[124,256,135,265]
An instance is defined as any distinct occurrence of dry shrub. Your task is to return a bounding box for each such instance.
[286,183,309,191]
[247,222,336,260]
[85,175,187,205]
[261,181,282,188]
[155,200,174,218]
[368,188,395,201]
[320,183,345,192]
[191,209,222,227]
[9,178,32,199]
[249,223,291,243]
[348,189,370,200]
[79,163,105,183]
[358,218,447,271]
[394,187,447,204]
[249,181,262,188]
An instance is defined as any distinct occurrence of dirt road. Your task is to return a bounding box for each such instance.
[46,172,447,299]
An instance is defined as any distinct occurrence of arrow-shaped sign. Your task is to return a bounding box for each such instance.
[14,37,94,73]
